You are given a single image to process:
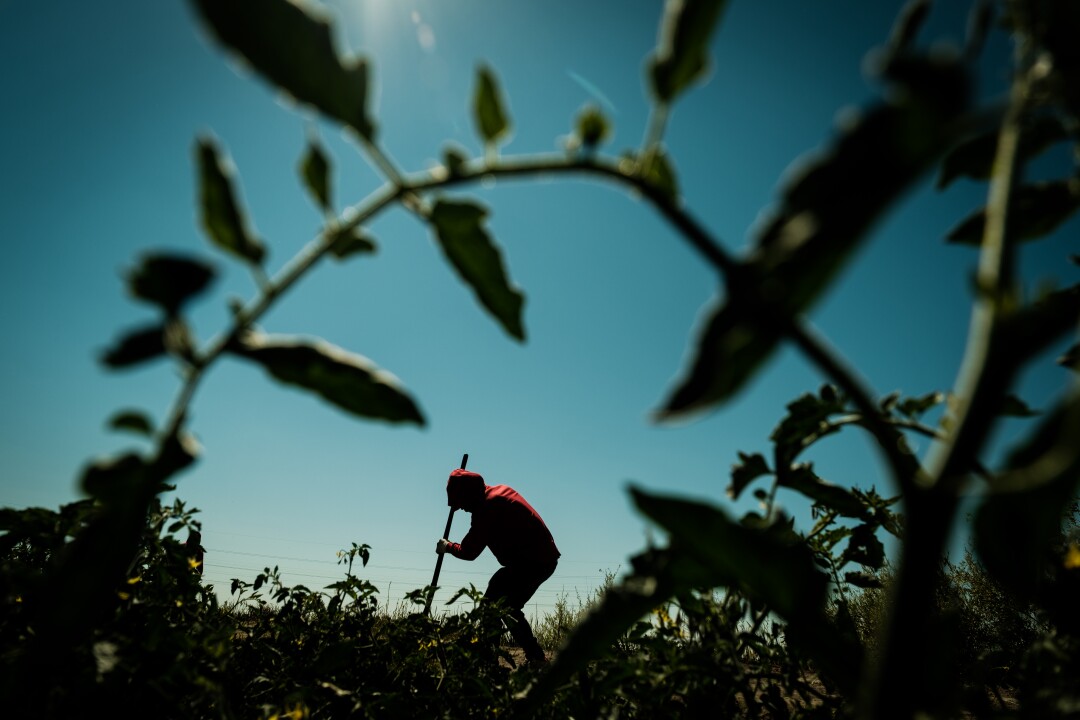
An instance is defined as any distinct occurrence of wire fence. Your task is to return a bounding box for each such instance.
[197,534,621,620]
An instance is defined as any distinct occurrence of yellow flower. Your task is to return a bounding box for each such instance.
[117,591,130,601]
[188,557,202,571]
[126,576,142,585]
[285,702,309,719]
[1065,543,1080,570]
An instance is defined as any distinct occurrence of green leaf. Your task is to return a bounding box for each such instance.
[514,547,697,712]
[781,464,868,519]
[299,137,332,213]
[657,56,969,420]
[997,284,1080,369]
[520,516,860,711]
[728,452,771,500]
[648,0,730,103]
[196,137,267,265]
[630,487,827,622]
[107,410,155,437]
[100,325,167,369]
[429,199,526,341]
[443,144,469,177]
[653,296,778,420]
[815,526,854,554]
[190,0,375,139]
[329,227,377,260]
[126,253,216,315]
[575,104,610,150]
[473,65,510,147]
[946,180,1080,245]
[841,524,886,569]
[770,387,848,466]
[937,114,1070,189]
[229,332,425,425]
[631,488,863,689]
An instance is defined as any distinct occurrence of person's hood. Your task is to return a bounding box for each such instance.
[446,469,485,510]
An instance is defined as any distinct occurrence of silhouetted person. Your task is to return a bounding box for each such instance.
[436,468,559,665]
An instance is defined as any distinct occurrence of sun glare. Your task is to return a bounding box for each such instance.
[341,0,436,56]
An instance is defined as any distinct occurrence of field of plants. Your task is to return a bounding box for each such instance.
[3,0,1080,717]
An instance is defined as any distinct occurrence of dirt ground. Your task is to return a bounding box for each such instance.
[499,646,550,670]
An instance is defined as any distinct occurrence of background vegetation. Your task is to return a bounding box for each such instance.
[3,0,1080,717]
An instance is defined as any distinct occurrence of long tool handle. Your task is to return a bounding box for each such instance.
[425,453,468,615]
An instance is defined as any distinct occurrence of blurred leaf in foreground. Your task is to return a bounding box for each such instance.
[196,137,267,266]
[190,0,376,139]
[975,398,1080,601]
[937,114,1070,189]
[473,65,511,149]
[429,199,526,341]
[126,253,216,316]
[107,410,155,437]
[100,325,167,369]
[946,180,1080,246]
[648,0,730,103]
[229,332,425,425]
[329,227,377,260]
[657,54,970,420]
[299,137,333,214]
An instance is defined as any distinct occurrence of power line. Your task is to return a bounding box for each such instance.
[202,563,603,595]
[204,549,610,579]
[207,531,621,566]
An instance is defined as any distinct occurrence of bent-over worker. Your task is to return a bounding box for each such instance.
[436,468,560,665]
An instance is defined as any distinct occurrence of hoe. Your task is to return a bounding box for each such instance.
[424,452,468,615]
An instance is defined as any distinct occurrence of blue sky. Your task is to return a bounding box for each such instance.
[1,0,1076,615]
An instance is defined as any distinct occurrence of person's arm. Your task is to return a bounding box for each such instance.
[447,521,486,561]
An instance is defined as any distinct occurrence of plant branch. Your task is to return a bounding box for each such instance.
[786,321,924,493]
[863,58,1033,720]
[641,102,670,154]
[405,153,739,276]
[358,134,406,187]
[926,60,1031,492]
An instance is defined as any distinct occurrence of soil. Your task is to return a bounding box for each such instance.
[499,646,550,670]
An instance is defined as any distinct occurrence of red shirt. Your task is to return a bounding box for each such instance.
[447,484,560,567]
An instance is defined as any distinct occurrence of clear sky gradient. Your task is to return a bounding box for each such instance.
[2,0,1076,615]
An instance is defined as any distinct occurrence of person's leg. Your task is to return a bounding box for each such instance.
[485,561,557,662]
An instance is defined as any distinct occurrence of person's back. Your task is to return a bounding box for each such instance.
[457,483,560,567]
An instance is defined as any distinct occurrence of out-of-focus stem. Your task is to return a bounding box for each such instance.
[863,59,1031,720]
